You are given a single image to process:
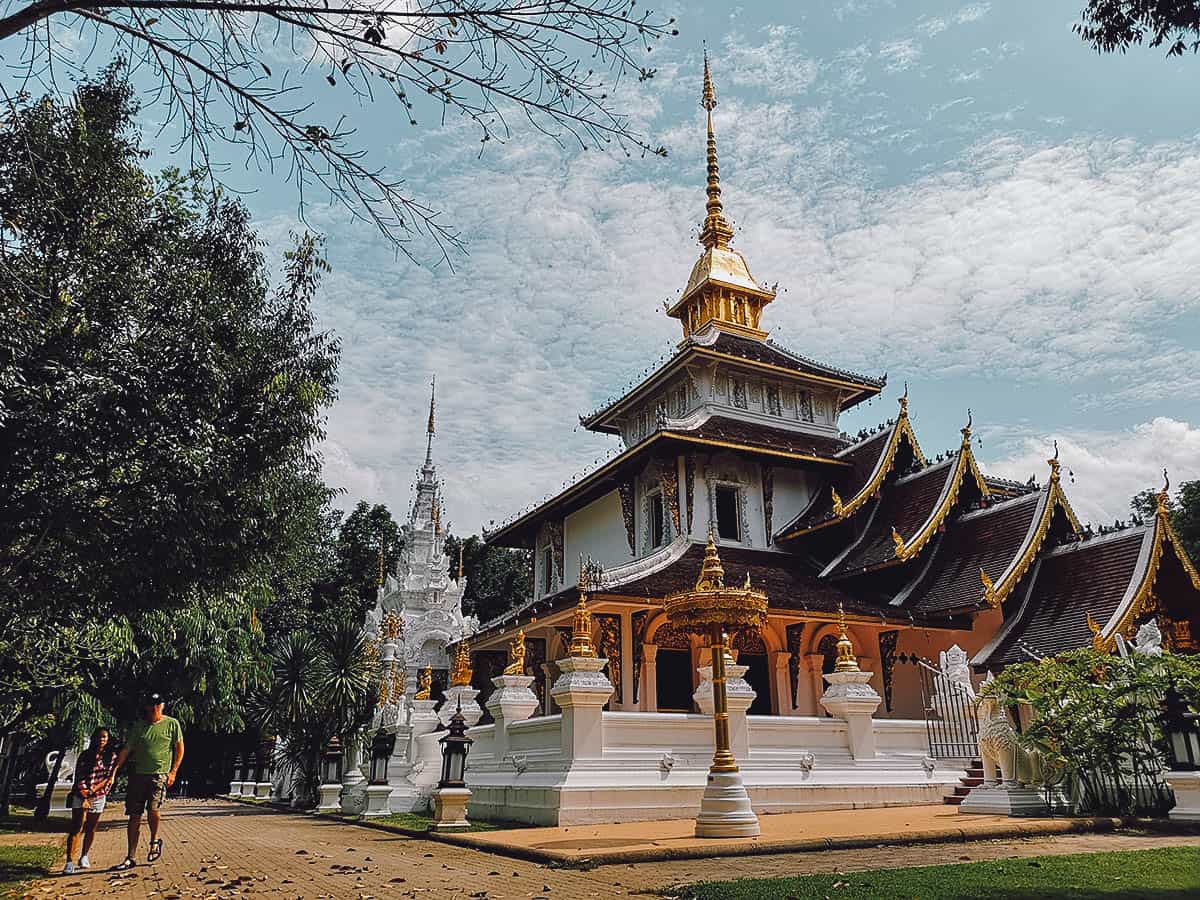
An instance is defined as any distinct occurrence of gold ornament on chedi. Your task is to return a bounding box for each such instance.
[834,603,860,673]
[503,628,527,676]
[664,531,768,634]
[415,665,433,700]
[567,557,597,658]
[450,641,473,687]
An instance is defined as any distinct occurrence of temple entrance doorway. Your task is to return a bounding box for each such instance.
[656,650,694,712]
[734,629,772,715]
[652,623,694,713]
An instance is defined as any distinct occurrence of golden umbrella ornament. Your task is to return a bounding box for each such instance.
[664,530,767,837]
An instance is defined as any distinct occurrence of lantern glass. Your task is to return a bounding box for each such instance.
[322,741,343,784]
[369,732,395,784]
[437,709,473,789]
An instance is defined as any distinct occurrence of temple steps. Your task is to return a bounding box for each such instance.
[943,759,984,805]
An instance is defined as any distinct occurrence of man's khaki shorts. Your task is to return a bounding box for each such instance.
[125,773,168,816]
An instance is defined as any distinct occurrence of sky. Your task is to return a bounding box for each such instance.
[19,0,1200,533]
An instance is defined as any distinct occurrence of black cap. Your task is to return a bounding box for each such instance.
[143,692,164,707]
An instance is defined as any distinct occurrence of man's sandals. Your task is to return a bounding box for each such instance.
[113,857,137,871]
[148,838,164,862]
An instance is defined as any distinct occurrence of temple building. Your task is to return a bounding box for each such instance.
[430,60,1200,826]
[365,379,478,716]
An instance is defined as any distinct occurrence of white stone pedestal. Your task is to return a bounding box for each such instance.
[315,783,342,813]
[363,784,394,818]
[695,770,761,838]
[1166,770,1200,822]
[252,782,272,799]
[34,782,73,819]
[695,659,755,762]
[959,785,1049,817]
[227,781,244,797]
[486,674,539,760]
[820,671,882,760]
[551,657,614,761]
[340,739,368,814]
[410,699,441,736]
[439,685,483,727]
[431,787,472,831]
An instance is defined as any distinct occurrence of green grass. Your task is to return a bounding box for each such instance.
[0,845,61,899]
[361,811,503,833]
[676,847,1200,899]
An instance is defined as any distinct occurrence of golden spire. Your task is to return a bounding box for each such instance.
[899,382,909,417]
[961,408,973,445]
[699,51,734,251]
[377,531,386,587]
[696,527,726,591]
[568,557,597,658]
[834,602,860,672]
[457,543,464,582]
[1157,468,1171,515]
[450,641,473,687]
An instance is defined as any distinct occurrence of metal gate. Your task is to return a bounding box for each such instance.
[898,652,979,759]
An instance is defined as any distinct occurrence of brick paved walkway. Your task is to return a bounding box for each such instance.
[29,799,1200,899]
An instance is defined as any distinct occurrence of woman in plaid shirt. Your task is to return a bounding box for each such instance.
[64,727,117,874]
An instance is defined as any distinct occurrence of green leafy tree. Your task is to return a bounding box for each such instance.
[1077,2,1200,57]
[443,533,531,624]
[0,67,339,738]
[334,501,402,620]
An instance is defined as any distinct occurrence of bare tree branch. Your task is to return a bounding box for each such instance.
[1,0,676,262]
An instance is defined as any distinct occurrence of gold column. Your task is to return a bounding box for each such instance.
[708,625,737,773]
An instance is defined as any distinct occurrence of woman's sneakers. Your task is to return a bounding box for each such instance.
[79,855,91,869]
[63,861,77,875]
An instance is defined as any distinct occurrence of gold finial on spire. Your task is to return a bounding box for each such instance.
[961,408,973,445]
[450,641,473,687]
[423,375,437,466]
[1047,439,1061,483]
[834,602,859,672]
[699,51,735,252]
[899,382,909,417]
[378,531,386,587]
[696,526,727,591]
[457,543,465,582]
[1157,467,1171,514]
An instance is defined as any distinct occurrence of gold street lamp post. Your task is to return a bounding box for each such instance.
[665,531,768,837]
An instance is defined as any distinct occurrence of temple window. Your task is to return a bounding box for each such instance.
[648,490,666,549]
[541,546,553,595]
[715,485,741,541]
[766,385,782,417]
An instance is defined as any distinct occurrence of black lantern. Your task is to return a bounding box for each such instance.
[230,753,243,784]
[257,737,277,782]
[1165,690,1200,771]
[321,735,344,785]
[437,705,473,789]
[246,749,261,784]
[238,751,252,784]
[369,731,396,785]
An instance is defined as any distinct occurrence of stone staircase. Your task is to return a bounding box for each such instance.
[943,759,984,806]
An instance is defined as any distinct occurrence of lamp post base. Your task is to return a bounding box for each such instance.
[694,769,760,838]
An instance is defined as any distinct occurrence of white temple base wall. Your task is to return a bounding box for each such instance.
[463,712,963,826]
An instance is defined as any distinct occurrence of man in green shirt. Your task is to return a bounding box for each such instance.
[111,693,184,870]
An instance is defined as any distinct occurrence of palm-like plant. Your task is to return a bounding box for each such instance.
[251,617,378,806]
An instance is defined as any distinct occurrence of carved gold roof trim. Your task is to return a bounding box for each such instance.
[978,467,1081,609]
[783,402,926,543]
[1099,490,1200,647]
[891,422,988,563]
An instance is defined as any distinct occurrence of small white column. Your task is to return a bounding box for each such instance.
[803,653,825,716]
[1165,771,1200,822]
[440,685,484,728]
[485,674,539,760]
[820,669,882,760]
[550,656,614,761]
[641,644,659,712]
[339,736,368,814]
[770,650,791,715]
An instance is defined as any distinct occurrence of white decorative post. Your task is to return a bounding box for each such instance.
[819,611,882,760]
[551,581,614,761]
[486,628,540,762]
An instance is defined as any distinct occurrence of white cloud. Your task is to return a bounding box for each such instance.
[878,38,923,73]
[722,26,819,96]
[986,418,1200,525]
